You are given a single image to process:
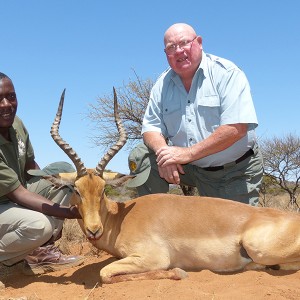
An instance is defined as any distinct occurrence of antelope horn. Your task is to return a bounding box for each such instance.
[50,89,88,177]
[95,87,128,177]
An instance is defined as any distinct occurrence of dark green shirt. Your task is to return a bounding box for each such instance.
[0,116,35,203]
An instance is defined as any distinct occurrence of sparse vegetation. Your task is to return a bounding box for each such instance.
[260,133,300,208]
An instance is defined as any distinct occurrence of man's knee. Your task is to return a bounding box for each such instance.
[17,213,54,246]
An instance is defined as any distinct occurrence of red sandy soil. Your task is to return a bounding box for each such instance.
[1,243,300,300]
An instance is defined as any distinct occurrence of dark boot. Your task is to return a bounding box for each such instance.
[23,244,84,275]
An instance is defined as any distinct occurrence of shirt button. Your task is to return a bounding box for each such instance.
[188,100,191,103]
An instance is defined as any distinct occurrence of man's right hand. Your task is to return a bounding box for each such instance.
[158,163,185,185]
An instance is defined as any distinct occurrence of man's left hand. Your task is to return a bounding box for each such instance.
[156,146,192,167]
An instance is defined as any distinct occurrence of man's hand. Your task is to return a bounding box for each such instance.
[69,205,82,219]
[156,146,192,167]
[158,163,185,184]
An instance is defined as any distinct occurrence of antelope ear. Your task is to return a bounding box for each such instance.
[105,174,135,187]
[44,171,77,187]
[102,171,124,181]
[57,172,78,183]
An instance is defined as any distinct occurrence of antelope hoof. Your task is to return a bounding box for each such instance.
[172,268,189,280]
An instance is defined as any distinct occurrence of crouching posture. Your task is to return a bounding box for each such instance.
[46,87,300,284]
[0,73,84,280]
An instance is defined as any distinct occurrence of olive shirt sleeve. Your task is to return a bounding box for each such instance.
[0,116,35,201]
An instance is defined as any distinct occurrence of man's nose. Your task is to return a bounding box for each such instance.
[0,98,12,106]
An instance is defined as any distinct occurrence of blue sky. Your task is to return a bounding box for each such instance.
[2,1,299,174]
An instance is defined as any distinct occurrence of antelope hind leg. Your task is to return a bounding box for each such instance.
[244,260,300,271]
[244,262,268,270]
[276,261,300,271]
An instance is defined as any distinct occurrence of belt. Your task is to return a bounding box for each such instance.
[203,148,254,171]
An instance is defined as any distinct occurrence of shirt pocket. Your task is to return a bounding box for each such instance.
[162,101,182,137]
[196,95,221,132]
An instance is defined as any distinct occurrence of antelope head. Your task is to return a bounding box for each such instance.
[50,88,129,240]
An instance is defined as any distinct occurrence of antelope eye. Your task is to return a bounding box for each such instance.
[74,188,80,196]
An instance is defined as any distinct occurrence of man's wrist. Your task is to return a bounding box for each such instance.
[189,146,194,161]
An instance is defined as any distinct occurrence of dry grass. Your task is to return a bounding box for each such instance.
[259,192,300,212]
[56,220,103,257]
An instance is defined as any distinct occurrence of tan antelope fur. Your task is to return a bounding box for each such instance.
[48,89,300,284]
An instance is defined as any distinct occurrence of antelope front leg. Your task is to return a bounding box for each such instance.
[99,256,188,284]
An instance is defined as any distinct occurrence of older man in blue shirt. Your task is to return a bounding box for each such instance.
[127,23,263,206]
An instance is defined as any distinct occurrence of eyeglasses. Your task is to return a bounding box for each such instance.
[164,37,197,55]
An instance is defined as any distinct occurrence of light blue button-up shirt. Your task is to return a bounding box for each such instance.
[142,52,258,168]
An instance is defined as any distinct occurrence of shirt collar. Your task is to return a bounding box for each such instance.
[0,134,7,146]
[0,122,17,146]
[198,50,208,77]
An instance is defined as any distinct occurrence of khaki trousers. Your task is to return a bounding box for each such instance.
[0,176,73,266]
